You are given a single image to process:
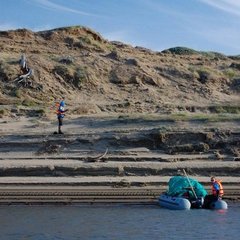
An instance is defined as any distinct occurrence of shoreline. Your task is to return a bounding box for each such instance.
[0,185,238,205]
[0,176,239,205]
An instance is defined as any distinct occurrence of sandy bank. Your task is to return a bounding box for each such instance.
[0,115,240,204]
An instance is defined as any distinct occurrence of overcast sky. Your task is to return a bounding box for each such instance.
[1,0,240,55]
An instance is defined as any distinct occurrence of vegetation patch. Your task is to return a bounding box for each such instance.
[0,108,9,118]
[209,106,240,114]
[22,97,37,107]
[162,47,198,55]
[73,66,89,87]
[166,112,240,122]
[223,69,236,79]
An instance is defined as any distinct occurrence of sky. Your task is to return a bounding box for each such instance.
[1,0,240,55]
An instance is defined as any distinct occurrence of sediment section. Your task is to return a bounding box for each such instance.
[0,117,240,204]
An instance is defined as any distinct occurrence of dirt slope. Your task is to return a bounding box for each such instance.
[0,26,240,116]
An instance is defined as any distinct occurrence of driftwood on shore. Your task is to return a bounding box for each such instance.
[84,148,108,162]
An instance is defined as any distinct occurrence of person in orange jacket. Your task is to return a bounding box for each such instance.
[210,177,224,198]
[203,176,224,208]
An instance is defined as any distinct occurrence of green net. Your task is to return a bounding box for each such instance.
[166,176,207,199]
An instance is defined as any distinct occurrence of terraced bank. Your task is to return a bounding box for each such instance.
[0,116,240,204]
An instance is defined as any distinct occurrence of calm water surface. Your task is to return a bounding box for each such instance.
[0,203,239,240]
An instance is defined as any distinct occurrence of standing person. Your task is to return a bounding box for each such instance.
[203,176,224,208]
[56,97,67,134]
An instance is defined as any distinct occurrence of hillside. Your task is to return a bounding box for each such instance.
[0,26,240,116]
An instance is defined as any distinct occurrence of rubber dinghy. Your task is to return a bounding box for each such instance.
[158,176,207,210]
[158,194,191,210]
[206,199,228,210]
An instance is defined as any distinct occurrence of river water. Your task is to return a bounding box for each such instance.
[0,203,239,240]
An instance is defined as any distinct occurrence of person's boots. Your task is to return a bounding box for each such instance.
[58,126,63,134]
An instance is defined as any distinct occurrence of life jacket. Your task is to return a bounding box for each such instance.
[211,180,224,196]
[56,103,60,114]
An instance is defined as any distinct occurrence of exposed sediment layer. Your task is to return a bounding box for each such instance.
[0,117,240,204]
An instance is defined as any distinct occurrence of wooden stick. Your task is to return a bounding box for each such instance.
[183,169,198,199]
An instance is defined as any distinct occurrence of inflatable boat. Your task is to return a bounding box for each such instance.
[159,175,207,210]
[206,199,228,210]
[159,193,228,210]
[158,175,228,210]
[158,194,191,210]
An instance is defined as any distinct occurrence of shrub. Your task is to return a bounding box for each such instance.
[54,65,69,77]
[74,36,91,49]
[0,109,7,117]
[195,68,214,84]
[223,69,236,79]
[73,67,88,87]
[15,89,22,98]
[35,109,46,116]
[65,37,74,46]
[59,56,74,65]
[22,98,36,107]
